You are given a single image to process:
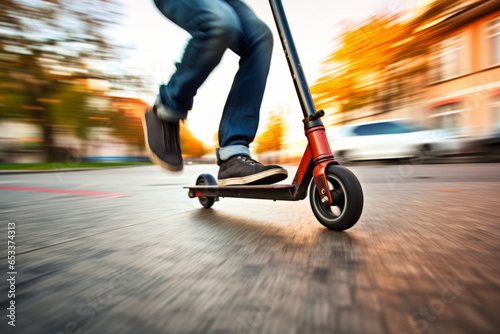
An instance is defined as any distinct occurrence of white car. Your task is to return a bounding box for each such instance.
[328,119,462,162]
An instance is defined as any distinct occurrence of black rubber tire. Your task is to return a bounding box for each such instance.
[417,144,433,160]
[309,165,364,231]
[196,174,217,209]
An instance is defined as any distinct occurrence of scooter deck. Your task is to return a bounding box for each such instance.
[185,184,297,201]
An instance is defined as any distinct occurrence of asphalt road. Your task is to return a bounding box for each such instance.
[0,163,499,334]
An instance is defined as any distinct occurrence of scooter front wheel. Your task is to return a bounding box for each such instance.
[309,165,363,231]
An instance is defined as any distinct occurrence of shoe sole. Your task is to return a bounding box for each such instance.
[217,168,288,186]
[141,112,183,172]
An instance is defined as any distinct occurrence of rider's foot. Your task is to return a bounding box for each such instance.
[217,155,288,186]
[142,106,183,172]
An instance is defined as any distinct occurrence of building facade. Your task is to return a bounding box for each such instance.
[425,0,500,137]
[324,0,500,140]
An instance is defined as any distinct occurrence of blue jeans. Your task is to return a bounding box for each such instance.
[153,0,273,163]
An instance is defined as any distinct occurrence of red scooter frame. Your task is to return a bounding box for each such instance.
[185,0,363,230]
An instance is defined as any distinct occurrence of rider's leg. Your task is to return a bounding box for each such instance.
[154,0,242,120]
[216,0,287,185]
[145,0,243,171]
[216,0,273,161]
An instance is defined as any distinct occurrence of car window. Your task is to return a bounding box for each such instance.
[352,122,413,136]
[352,123,387,136]
[384,122,412,134]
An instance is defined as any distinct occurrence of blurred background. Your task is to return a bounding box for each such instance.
[2,2,500,333]
[1,0,500,167]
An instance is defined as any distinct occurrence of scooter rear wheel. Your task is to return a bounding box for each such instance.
[309,165,363,231]
[196,174,217,208]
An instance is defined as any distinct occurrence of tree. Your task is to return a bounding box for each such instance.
[180,122,208,158]
[311,0,468,115]
[0,0,124,161]
[109,97,148,153]
[255,112,284,154]
[312,13,413,113]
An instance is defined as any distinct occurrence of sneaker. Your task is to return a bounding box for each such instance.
[142,107,183,172]
[217,155,288,186]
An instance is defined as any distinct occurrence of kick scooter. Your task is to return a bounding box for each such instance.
[185,0,364,231]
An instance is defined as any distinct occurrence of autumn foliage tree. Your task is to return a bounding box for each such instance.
[255,112,284,154]
[109,98,148,152]
[311,0,467,114]
[180,122,208,158]
[0,0,124,161]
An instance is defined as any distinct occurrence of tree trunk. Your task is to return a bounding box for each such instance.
[41,122,56,162]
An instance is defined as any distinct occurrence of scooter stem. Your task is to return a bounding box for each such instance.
[269,0,317,119]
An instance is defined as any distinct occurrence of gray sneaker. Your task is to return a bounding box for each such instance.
[218,155,288,186]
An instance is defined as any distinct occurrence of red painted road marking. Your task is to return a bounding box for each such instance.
[0,186,127,198]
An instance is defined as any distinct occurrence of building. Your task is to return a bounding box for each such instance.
[323,0,500,140]
[425,0,500,137]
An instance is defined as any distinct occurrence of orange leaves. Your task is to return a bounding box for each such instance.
[255,112,285,154]
[180,122,208,158]
[311,0,468,114]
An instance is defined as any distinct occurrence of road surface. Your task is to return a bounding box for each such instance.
[0,163,499,334]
